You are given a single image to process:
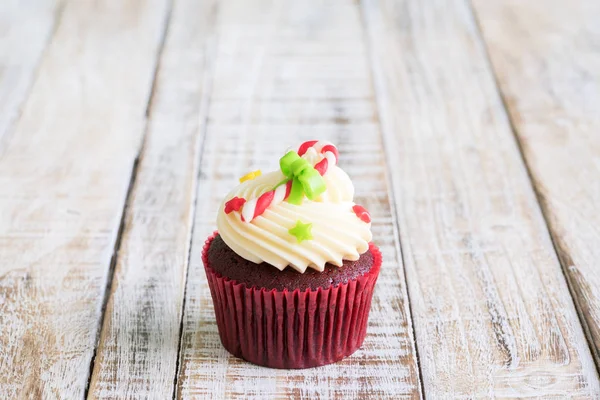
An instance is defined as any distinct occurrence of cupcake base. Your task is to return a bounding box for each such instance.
[207,234,375,291]
[202,231,382,369]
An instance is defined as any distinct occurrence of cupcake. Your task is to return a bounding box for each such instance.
[203,140,381,369]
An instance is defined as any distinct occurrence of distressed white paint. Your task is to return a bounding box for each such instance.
[2,0,599,397]
[473,0,600,367]
[0,0,59,146]
[87,0,217,398]
[363,0,600,397]
[175,0,422,398]
[0,0,170,398]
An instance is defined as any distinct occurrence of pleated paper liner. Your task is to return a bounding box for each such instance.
[202,231,382,369]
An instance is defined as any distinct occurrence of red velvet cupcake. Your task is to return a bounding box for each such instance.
[203,140,381,369]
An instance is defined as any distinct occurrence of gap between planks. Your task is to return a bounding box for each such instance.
[174,0,422,398]
[84,155,142,399]
[466,0,600,375]
[84,2,176,396]
[0,0,172,397]
[361,0,600,397]
[86,0,218,398]
[171,9,219,400]
[357,3,427,399]
[469,0,600,374]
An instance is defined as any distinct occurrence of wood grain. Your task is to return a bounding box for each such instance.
[0,0,169,398]
[87,0,217,398]
[0,0,59,146]
[175,0,422,398]
[471,0,600,369]
[362,0,600,397]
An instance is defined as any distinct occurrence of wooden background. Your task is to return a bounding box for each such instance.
[1,0,599,398]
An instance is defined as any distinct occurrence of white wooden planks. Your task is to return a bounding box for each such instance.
[0,0,170,398]
[175,0,421,398]
[1,0,598,397]
[87,0,217,397]
[362,0,600,397]
[0,0,59,145]
[472,0,600,368]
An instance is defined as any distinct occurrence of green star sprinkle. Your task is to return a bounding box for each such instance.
[288,220,313,243]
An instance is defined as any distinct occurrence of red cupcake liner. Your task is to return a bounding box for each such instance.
[202,231,382,369]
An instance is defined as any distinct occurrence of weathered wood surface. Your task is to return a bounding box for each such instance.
[0,0,169,398]
[2,0,600,398]
[362,0,600,397]
[0,0,59,145]
[175,0,421,398]
[86,0,216,398]
[472,0,600,368]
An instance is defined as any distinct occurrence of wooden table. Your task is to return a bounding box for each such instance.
[1,0,599,398]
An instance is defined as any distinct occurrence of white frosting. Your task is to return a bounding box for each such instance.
[217,148,372,273]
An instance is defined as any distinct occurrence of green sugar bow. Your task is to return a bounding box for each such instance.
[279,151,326,205]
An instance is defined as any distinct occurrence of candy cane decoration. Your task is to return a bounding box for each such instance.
[226,141,339,222]
[239,180,292,222]
[297,140,339,176]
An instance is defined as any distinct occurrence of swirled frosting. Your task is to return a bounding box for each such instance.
[217,144,372,273]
